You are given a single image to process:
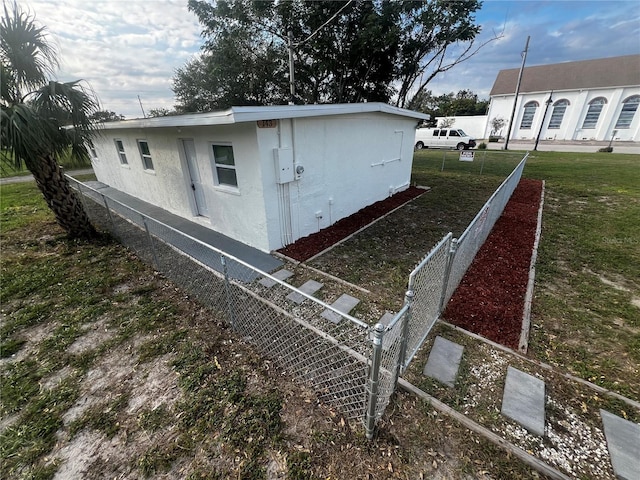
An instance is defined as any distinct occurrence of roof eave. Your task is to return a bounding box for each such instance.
[98,103,429,130]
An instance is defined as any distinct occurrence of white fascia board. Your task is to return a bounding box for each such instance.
[98,103,429,130]
[230,103,430,121]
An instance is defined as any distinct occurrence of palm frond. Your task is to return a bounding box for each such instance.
[0,3,58,101]
[29,80,100,162]
[0,102,54,169]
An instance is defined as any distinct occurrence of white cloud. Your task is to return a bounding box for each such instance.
[21,0,202,117]
[17,0,640,114]
[428,1,640,99]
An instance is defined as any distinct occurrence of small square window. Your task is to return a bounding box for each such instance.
[87,140,98,159]
[212,144,237,188]
[114,139,128,165]
[138,140,154,171]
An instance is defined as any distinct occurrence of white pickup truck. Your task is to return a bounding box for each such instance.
[414,127,476,150]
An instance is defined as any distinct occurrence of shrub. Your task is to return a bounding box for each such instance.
[598,146,613,153]
[477,142,487,150]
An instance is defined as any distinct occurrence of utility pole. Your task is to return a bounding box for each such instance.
[504,36,530,151]
[286,0,353,105]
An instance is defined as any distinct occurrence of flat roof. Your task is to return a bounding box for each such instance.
[99,103,429,130]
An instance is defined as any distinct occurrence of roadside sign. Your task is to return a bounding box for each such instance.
[459,150,475,162]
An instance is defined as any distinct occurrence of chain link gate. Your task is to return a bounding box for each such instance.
[67,151,527,437]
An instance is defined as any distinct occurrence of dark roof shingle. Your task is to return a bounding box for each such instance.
[490,54,640,96]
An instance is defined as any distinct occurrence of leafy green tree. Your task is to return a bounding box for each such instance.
[408,89,488,121]
[436,90,489,116]
[175,0,494,111]
[89,110,124,122]
[1,4,99,238]
[147,107,176,117]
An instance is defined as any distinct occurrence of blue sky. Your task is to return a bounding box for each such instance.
[20,0,640,118]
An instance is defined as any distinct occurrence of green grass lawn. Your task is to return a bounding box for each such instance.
[414,149,640,400]
[524,151,640,399]
[1,179,544,479]
[1,149,638,478]
[0,150,92,178]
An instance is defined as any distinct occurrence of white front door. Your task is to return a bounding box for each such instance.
[182,139,208,217]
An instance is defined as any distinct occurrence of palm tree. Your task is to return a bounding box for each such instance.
[1,3,99,238]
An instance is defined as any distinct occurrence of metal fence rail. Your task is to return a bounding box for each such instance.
[68,177,373,424]
[66,150,527,436]
[397,152,529,372]
[443,154,529,305]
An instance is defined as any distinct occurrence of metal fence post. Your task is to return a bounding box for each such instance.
[395,290,414,384]
[438,238,459,314]
[220,254,236,330]
[101,194,116,232]
[142,216,160,269]
[365,322,385,440]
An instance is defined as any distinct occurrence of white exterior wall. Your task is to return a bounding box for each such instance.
[256,112,418,250]
[487,86,640,142]
[91,111,420,253]
[434,115,487,139]
[91,123,272,252]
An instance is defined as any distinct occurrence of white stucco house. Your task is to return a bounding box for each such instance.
[485,54,640,142]
[90,103,428,253]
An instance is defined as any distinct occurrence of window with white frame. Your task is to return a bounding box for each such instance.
[582,97,607,129]
[114,139,128,165]
[548,99,569,129]
[212,144,237,187]
[520,101,538,129]
[137,140,154,171]
[615,95,640,129]
[87,139,98,159]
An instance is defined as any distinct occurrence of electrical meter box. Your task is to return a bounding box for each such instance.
[274,148,294,184]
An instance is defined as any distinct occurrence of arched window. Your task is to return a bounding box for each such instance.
[520,101,538,129]
[582,97,607,129]
[615,95,640,129]
[548,99,569,129]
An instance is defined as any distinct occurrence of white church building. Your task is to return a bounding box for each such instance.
[485,54,640,143]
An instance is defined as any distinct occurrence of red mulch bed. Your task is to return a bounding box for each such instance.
[277,186,426,261]
[443,178,543,349]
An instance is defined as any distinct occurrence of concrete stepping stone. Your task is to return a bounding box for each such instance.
[259,269,293,288]
[422,336,464,387]
[501,366,545,436]
[600,409,640,480]
[286,279,323,304]
[321,293,360,324]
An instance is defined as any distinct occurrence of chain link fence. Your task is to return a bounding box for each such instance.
[442,154,529,305]
[427,148,526,176]
[66,151,527,437]
[396,153,529,372]
[68,178,374,425]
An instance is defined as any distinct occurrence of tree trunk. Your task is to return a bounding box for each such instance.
[28,154,97,239]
